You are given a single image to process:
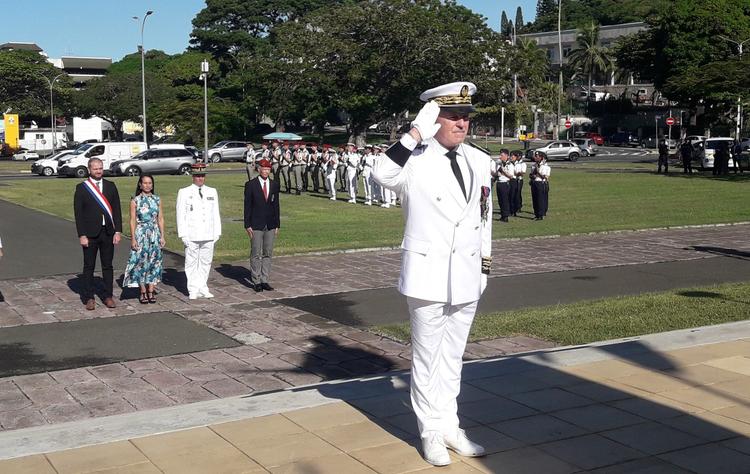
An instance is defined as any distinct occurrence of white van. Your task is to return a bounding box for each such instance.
[699,138,736,169]
[58,142,147,178]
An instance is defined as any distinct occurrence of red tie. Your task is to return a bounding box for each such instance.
[263,179,268,200]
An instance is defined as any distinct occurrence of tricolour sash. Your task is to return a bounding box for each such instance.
[83,179,114,226]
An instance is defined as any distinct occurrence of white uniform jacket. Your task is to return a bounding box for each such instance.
[373,137,493,305]
[176,184,222,242]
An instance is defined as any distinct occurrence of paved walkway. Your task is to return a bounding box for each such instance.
[0,223,747,432]
[2,322,750,473]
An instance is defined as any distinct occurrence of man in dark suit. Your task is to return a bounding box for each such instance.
[73,158,122,310]
[244,158,280,292]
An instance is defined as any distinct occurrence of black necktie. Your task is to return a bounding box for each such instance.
[446,150,467,200]
[198,187,203,199]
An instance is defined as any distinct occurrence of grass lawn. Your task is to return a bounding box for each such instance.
[0,167,747,260]
[374,281,750,346]
[0,160,34,174]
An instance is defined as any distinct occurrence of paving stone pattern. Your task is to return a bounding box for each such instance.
[0,224,747,431]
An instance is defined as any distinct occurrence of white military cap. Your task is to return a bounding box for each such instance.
[419,81,477,112]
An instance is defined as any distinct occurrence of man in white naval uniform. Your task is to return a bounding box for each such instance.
[344,143,360,203]
[373,82,492,467]
[176,163,222,299]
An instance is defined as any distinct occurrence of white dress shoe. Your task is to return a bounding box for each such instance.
[422,431,451,466]
[188,293,199,300]
[444,428,485,457]
[200,290,214,298]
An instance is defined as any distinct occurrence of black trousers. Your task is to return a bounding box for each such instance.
[311,165,320,191]
[682,157,692,174]
[496,181,511,219]
[531,181,549,218]
[517,178,524,211]
[509,179,519,214]
[81,227,115,300]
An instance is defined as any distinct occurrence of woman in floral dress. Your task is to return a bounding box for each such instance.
[123,175,165,303]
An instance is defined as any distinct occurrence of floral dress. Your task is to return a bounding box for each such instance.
[123,194,163,287]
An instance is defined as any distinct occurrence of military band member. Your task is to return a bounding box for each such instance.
[371,144,383,204]
[530,151,551,220]
[360,145,375,205]
[344,143,359,203]
[291,143,305,195]
[309,144,322,192]
[324,145,338,200]
[176,163,221,299]
[373,81,490,466]
[336,145,347,192]
[271,141,282,181]
[245,143,258,182]
[495,149,513,222]
[300,143,312,191]
[374,144,392,207]
[507,151,518,217]
[512,150,526,215]
[279,142,292,193]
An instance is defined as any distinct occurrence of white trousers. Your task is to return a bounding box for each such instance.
[347,168,358,200]
[408,297,477,438]
[185,240,214,295]
[325,173,336,199]
[381,186,392,205]
[362,171,372,201]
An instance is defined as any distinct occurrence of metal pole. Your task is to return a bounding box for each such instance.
[557,0,563,140]
[501,106,505,145]
[137,11,153,148]
[202,59,209,162]
[512,21,518,139]
[668,110,672,143]
[655,116,658,150]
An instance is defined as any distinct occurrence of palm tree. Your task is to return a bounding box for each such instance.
[567,22,615,93]
[515,37,551,92]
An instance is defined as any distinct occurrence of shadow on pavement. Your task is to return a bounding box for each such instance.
[215,264,255,290]
[691,246,750,261]
[280,338,750,472]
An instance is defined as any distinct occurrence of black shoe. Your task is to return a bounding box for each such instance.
[296,190,301,195]
[500,217,509,222]
[253,283,263,293]
[261,283,274,291]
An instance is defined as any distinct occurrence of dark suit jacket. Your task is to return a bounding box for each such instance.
[244,177,280,230]
[73,179,123,237]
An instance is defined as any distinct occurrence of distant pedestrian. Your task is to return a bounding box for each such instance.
[679,141,693,174]
[657,139,669,174]
[176,163,221,300]
[244,159,280,293]
[732,142,744,174]
[123,175,165,304]
[73,158,123,310]
[714,142,730,176]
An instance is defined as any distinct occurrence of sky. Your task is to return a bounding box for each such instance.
[2,1,536,61]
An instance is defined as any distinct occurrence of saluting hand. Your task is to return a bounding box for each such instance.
[411,100,441,142]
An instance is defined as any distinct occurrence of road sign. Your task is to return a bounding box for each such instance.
[666,117,675,126]
[564,120,572,129]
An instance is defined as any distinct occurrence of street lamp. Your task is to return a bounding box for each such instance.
[200,59,210,162]
[133,10,154,147]
[40,73,64,154]
[718,35,750,140]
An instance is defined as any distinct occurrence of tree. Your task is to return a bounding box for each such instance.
[500,11,511,39]
[567,22,614,91]
[529,0,668,33]
[515,7,525,34]
[268,0,506,143]
[0,50,74,122]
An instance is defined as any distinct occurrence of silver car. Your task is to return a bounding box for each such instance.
[532,140,583,161]
[111,148,196,176]
[572,138,597,156]
[206,140,248,162]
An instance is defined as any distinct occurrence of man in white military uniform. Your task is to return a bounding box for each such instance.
[373,82,492,466]
[176,163,222,300]
[344,143,360,203]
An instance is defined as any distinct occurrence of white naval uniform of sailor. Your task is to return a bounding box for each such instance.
[361,153,375,203]
[176,183,222,297]
[373,135,493,437]
[345,152,360,201]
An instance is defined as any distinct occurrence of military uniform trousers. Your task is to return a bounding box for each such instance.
[279,165,291,192]
[658,153,669,174]
[325,169,337,199]
[509,178,519,215]
[408,297,478,437]
[531,180,549,218]
[184,240,214,296]
[337,165,347,191]
[496,180,511,219]
[347,166,358,201]
[362,170,373,202]
[516,178,524,212]
[246,163,258,182]
[292,165,305,192]
[250,227,276,284]
[272,162,280,181]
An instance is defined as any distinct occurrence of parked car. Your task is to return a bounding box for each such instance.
[110,148,197,176]
[58,142,147,177]
[529,140,583,161]
[572,138,597,156]
[640,137,677,149]
[12,149,40,161]
[31,150,77,176]
[739,137,750,151]
[698,137,737,169]
[607,132,640,147]
[685,135,706,146]
[574,131,604,146]
[206,141,248,162]
[185,146,204,161]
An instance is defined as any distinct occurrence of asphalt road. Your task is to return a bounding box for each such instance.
[279,255,750,327]
[0,198,182,280]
